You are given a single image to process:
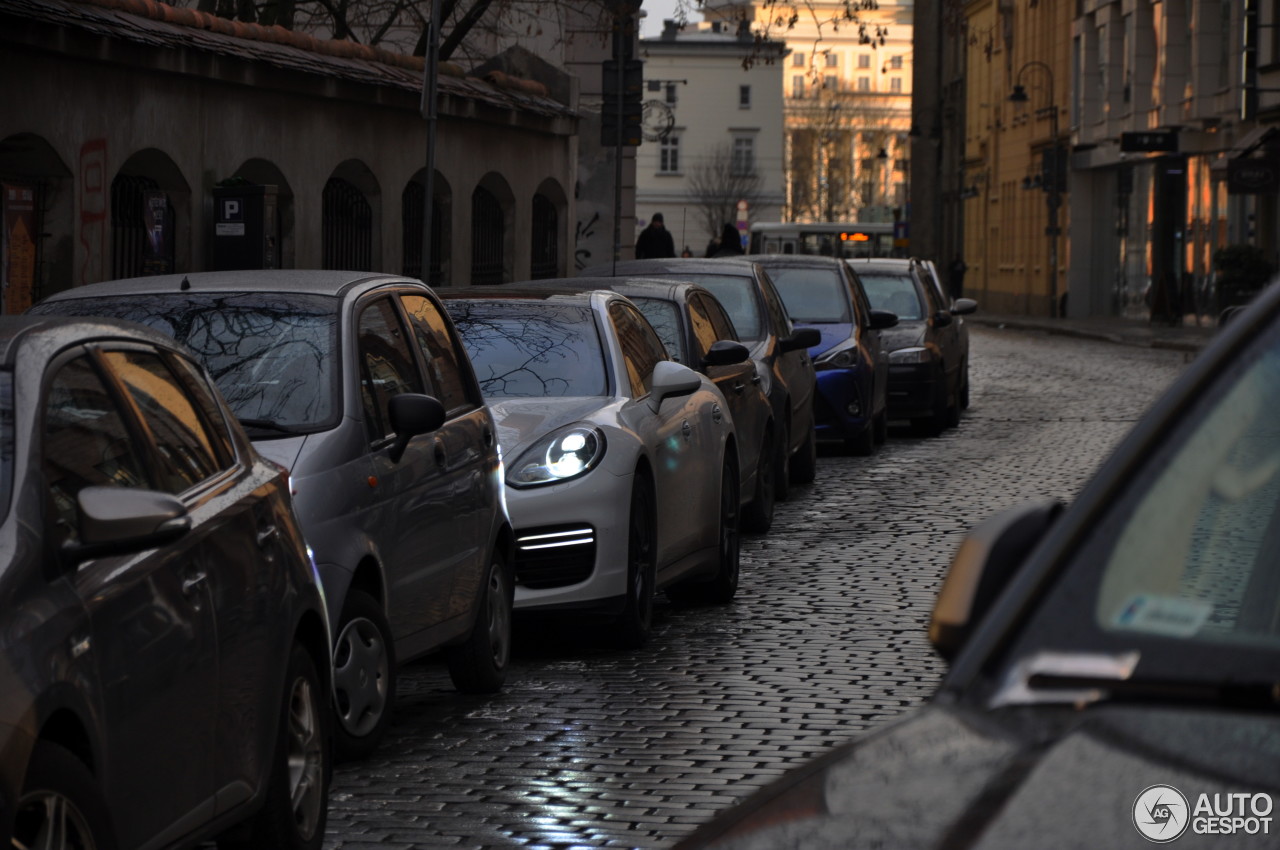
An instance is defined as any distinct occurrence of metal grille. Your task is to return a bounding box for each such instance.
[429,197,444,287]
[514,525,596,589]
[529,194,558,280]
[402,181,424,279]
[470,186,504,285]
[111,174,172,279]
[322,177,372,271]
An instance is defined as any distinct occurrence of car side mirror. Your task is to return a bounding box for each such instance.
[63,486,192,564]
[929,499,1063,661]
[867,309,899,330]
[388,393,447,463]
[648,360,703,412]
[932,311,954,328]
[704,340,750,368]
[951,298,978,316]
[780,327,822,353]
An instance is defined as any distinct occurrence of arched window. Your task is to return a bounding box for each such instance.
[471,186,504,285]
[530,193,559,280]
[322,177,373,270]
[111,173,173,279]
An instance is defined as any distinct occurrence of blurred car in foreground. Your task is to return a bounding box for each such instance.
[517,276,777,533]
[677,281,1280,849]
[31,271,514,761]
[849,257,977,435]
[583,258,819,500]
[442,287,741,647]
[0,315,330,850]
[747,254,898,455]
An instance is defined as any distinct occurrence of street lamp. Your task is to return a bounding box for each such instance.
[1010,60,1063,318]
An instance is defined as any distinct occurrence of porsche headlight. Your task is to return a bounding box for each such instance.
[889,346,933,364]
[508,427,606,488]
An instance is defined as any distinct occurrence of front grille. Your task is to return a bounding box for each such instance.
[515,525,596,589]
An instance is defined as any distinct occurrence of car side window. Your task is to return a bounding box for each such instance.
[686,295,722,362]
[843,267,872,326]
[916,266,944,316]
[757,271,794,338]
[700,294,740,343]
[357,297,425,441]
[167,354,235,465]
[609,301,667,397]
[43,355,150,545]
[400,293,476,416]
[102,350,226,493]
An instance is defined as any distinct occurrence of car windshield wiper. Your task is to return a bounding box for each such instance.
[1026,672,1280,710]
[238,418,306,435]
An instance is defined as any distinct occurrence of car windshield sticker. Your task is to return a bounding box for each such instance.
[1111,594,1213,638]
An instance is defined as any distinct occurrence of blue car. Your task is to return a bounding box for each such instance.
[746,255,898,455]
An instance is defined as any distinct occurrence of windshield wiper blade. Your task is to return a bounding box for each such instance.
[1027,672,1280,709]
[237,418,305,435]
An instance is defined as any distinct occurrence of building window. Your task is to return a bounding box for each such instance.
[858,76,871,92]
[660,135,680,173]
[825,52,838,67]
[739,85,751,108]
[666,83,678,105]
[732,137,755,176]
[792,75,805,98]
[793,51,805,67]
[890,77,903,93]
[858,54,871,69]
[890,55,903,69]
[824,74,838,91]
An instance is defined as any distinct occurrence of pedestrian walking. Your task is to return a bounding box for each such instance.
[948,254,967,300]
[711,223,744,257]
[635,212,676,259]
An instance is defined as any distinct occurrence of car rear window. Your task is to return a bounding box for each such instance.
[444,300,608,398]
[679,275,763,341]
[858,273,925,321]
[764,267,852,323]
[31,293,341,432]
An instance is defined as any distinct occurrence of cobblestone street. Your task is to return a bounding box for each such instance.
[324,325,1195,849]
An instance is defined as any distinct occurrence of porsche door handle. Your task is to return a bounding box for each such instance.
[681,421,693,439]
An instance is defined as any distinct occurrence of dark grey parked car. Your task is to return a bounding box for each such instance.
[678,279,1280,850]
[849,257,977,435]
[31,271,515,762]
[583,258,819,501]
[0,315,331,850]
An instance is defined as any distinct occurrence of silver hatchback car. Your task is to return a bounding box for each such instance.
[32,271,515,761]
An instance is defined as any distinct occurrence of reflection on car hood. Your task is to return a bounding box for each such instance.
[249,434,307,472]
[489,397,614,459]
[683,703,1280,849]
[794,322,854,357]
[880,321,926,351]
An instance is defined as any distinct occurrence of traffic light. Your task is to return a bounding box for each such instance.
[601,58,643,147]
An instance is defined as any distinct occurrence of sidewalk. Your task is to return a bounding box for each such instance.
[965,312,1217,354]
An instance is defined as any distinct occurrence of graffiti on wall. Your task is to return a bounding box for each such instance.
[79,139,107,284]
[574,211,600,270]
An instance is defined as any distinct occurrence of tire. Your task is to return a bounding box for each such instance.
[915,372,949,437]
[741,429,775,534]
[670,456,741,605]
[615,475,656,649]
[14,741,116,850]
[772,420,792,502]
[872,408,888,445]
[219,642,329,850]
[959,362,971,410]
[332,589,395,762]
[445,550,513,694]
[844,421,875,456]
[790,423,817,485]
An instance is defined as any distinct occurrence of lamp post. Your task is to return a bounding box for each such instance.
[1010,60,1062,318]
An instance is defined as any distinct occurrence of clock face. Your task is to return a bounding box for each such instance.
[641,100,675,142]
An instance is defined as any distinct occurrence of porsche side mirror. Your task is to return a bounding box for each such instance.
[649,361,703,412]
[929,499,1063,661]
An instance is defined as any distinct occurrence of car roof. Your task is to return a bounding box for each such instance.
[436,286,606,307]
[0,314,182,368]
[36,270,422,302]
[581,258,760,278]
[510,276,707,301]
[743,254,848,270]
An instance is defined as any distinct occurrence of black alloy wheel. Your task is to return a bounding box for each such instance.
[615,475,656,648]
[741,428,775,534]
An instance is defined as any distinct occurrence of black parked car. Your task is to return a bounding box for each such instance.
[0,315,331,850]
[516,276,778,533]
[678,281,1280,849]
[583,258,820,500]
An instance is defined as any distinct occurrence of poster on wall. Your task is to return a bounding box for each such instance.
[142,190,173,275]
[2,183,37,315]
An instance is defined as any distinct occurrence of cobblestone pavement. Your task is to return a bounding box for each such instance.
[322,326,1194,850]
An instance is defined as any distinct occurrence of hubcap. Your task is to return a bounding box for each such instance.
[14,791,96,850]
[333,616,388,737]
[287,671,325,841]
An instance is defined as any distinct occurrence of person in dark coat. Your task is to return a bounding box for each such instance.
[635,212,676,259]
[711,222,744,257]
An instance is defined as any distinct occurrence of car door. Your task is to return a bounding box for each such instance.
[399,291,497,622]
[355,295,456,643]
[757,270,815,449]
[918,266,961,392]
[843,264,888,416]
[43,348,218,849]
[609,300,715,569]
[689,292,765,469]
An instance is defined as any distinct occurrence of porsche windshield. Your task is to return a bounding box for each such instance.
[30,293,340,431]
[445,300,608,398]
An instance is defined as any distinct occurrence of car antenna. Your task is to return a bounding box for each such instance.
[180,276,191,291]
